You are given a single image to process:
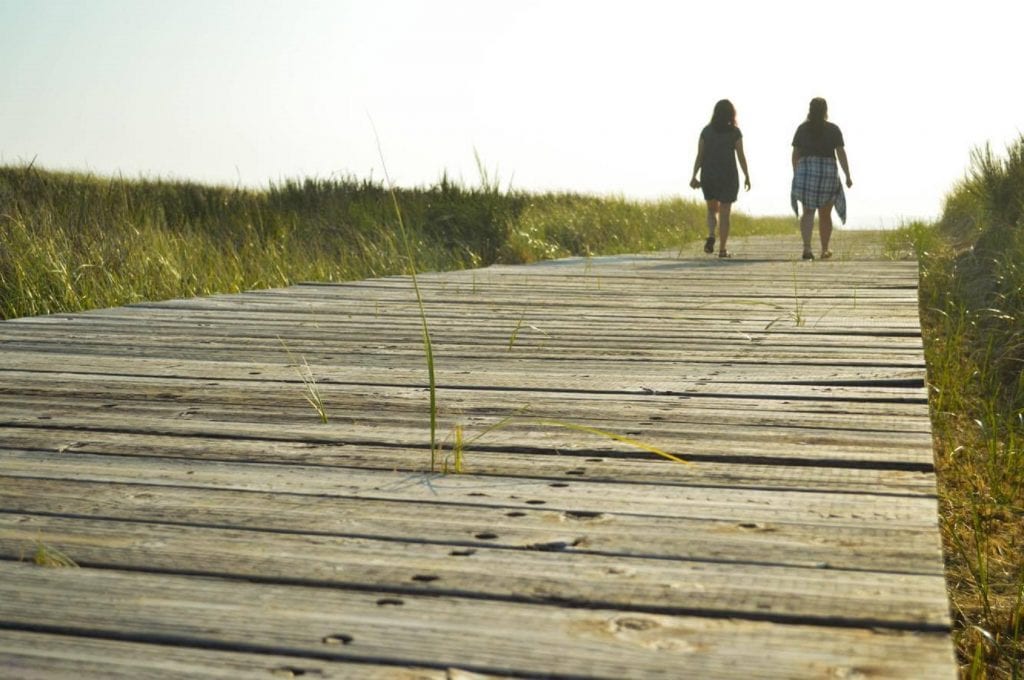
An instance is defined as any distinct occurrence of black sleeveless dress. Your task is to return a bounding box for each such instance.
[699,124,741,202]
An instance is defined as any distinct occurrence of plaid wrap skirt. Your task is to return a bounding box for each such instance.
[791,156,846,224]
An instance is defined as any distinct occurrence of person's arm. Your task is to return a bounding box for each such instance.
[736,138,751,190]
[836,146,853,187]
[689,137,704,189]
[791,126,803,172]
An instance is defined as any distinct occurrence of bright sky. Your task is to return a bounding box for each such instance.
[3,0,1022,227]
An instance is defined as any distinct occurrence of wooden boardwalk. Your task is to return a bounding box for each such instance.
[0,233,957,678]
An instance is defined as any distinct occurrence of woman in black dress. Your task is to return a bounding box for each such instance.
[689,99,751,258]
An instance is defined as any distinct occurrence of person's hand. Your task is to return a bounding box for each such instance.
[846,177,853,188]
[689,178,701,189]
[744,177,751,191]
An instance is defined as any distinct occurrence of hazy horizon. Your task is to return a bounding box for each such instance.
[3,0,1022,228]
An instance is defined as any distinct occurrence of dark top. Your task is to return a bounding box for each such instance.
[699,124,742,202]
[792,121,844,158]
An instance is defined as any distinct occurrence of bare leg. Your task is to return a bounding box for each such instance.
[706,200,719,237]
[800,206,815,255]
[703,200,719,254]
[719,202,732,254]
[818,204,834,256]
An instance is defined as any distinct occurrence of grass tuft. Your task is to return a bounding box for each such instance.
[279,339,328,424]
[31,542,79,568]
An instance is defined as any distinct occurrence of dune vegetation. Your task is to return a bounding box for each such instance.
[886,136,1023,678]
[0,164,792,321]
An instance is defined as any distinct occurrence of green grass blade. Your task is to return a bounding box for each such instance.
[371,120,438,469]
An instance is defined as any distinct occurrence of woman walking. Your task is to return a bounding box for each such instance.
[689,99,750,258]
[791,97,853,260]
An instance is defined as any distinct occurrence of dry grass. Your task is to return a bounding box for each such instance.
[892,136,1024,678]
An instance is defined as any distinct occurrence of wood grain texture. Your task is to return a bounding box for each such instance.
[0,629,453,680]
[0,562,956,680]
[0,233,956,678]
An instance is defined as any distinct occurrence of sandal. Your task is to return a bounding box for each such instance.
[718,250,731,258]
[820,250,833,260]
[802,250,815,260]
[704,236,715,254]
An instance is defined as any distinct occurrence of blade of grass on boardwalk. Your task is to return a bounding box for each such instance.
[373,122,438,470]
[441,407,689,472]
[535,419,690,465]
[277,338,328,423]
[30,542,79,568]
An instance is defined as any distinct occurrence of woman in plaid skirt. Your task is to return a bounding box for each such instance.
[790,97,853,260]
[689,99,751,258]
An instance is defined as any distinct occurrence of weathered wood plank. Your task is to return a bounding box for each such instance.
[0,350,927,395]
[0,395,935,454]
[0,475,946,573]
[0,630,454,680]
[0,428,939,495]
[0,413,937,473]
[5,308,925,336]
[0,562,956,679]
[0,513,951,626]
[4,292,925,317]
[0,330,927,366]
[0,452,944,530]
[0,369,933,420]
[0,364,931,411]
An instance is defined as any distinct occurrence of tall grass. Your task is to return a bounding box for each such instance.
[0,168,417,318]
[0,164,796,321]
[891,136,1024,678]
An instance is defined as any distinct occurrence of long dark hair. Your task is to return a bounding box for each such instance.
[710,99,736,132]
[807,97,828,134]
